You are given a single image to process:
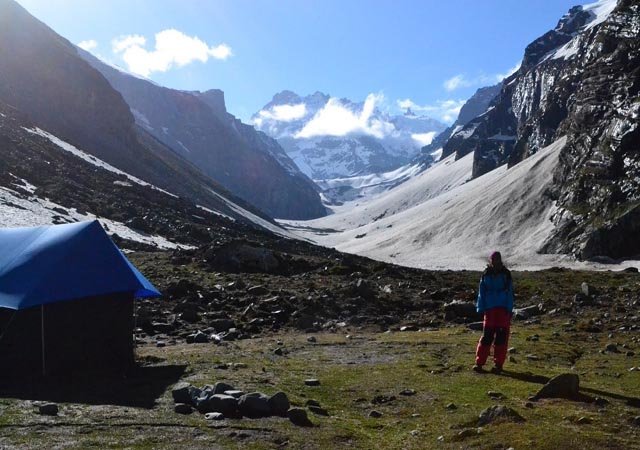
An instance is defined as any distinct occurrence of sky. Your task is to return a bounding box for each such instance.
[17,0,584,124]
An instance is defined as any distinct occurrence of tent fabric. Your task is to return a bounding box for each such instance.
[0,220,161,310]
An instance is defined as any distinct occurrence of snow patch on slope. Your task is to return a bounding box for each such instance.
[23,127,178,198]
[0,186,189,250]
[284,137,638,270]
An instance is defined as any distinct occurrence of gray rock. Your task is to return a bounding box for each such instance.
[223,390,245,398]
[174,403,193,415]
[198,394,239,416]
[400,389,417,396]
[205,412,225,420]
[478,405,525,426]
[273,347,284,356]
[305,378,321,386]
[355,279,375,300]
[306,336,317,343]
[268,391,290,417]
[508,347,517,354]
[457,428,480,439]
[288,407,313,426]
[581,282,593,297]
[238,392,272,418]
[179,310,200,323]
[213,382,235,395]
[445,403,457,410]
[308,405,329,416]
[210,318,235,332]
[305,399,321,407]
[172,382,202,405]
[514,304,544,320]
[443,300,480,320]
[605,343,619,353]
[631,416,640,426]
[248,285,270,296]
[368,410,383,418]
[533,373,580,400]
[38,403,58,416]
[577,416,592,424]
[487,391,505,399]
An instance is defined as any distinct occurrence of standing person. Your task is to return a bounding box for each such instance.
[473,251,514,374]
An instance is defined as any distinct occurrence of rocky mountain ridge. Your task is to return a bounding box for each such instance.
[77,51,326,220]
[252,91,446,180]
[435,0,639,260]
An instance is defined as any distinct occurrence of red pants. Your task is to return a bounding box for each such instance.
[475,307,511,367]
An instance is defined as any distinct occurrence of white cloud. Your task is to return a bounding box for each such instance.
[444,63,522,92]
[411,132,438,146]
[78,39,98,51]
[295,93,394,139]
[397,98,465,124]
[444,75,473,92]
[495,62,521,81]
[112,29,232,77]
[256,103,307,124]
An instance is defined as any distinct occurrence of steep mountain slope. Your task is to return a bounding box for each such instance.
[436,0,639,260]
[0,0,279,226]
[78,52,325,220]
[284,0,639,267]
[252,91,446,179]
[0,102,293,252]
[285,137,633,270]
[419,83,501,163]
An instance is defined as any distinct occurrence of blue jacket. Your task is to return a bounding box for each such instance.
[476,266,514,313]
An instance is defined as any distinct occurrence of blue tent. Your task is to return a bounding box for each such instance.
[0,220,161,376]
[0,220,160,310]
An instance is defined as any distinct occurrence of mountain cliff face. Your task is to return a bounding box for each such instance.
[437,0,639,260]
[0,0,277,225]
[253,91,446,179]
[77,52,325,220]
[419,83,501,163]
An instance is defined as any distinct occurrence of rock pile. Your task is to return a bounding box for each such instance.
[171,381,315,426]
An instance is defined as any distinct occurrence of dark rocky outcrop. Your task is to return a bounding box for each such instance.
[0,0,276,226]
[434,0,640,260]
[77,51,325,220]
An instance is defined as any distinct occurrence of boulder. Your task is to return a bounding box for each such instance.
[210,318,235,332]
[247,285,270,296]
[38,403,58,416]
[212,243,280,273]
[308,405,329,416]
[268,391,290,417]
[354,279,375,300]
[197,394,238,416]
[174,403,193,415]
[238,393,272,418]
[172,382,202,405]
[288,407,313,426]
[513,304,544,320]
[477,405,525,426]
[213,382,235,395]
[443,300,480,320]
[533,373,580,400]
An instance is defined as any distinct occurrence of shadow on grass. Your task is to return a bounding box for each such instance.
[0,364,187,409]
[499,369,640,407]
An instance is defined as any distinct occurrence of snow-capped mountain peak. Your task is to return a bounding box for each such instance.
[252,91,446,180]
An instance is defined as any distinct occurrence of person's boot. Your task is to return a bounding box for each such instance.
[490,365,503,374]
[472,364,485,373]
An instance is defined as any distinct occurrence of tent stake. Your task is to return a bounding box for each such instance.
[41,304,46,377]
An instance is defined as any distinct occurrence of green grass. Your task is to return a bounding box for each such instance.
[1,319,639,449]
